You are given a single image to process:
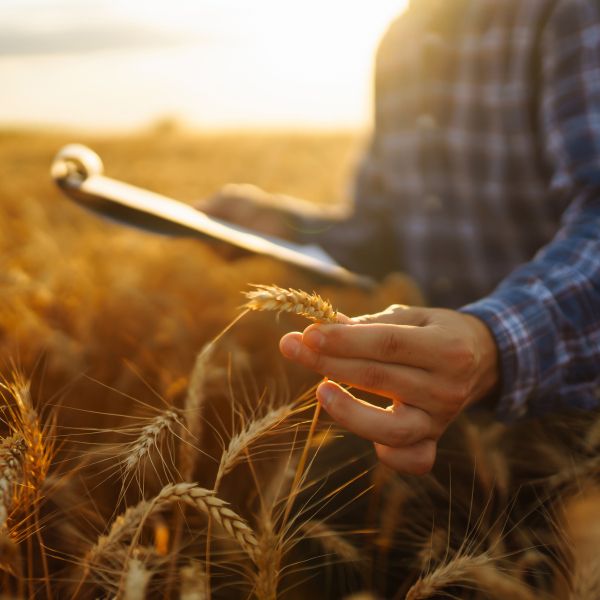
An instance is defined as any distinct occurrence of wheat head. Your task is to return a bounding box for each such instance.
[124,409,182,475]
[0,434,26,529]
[243,284,337,323]
[301,520,360,563]
[122,557,152,600]
[87,482,257,571]
[216,404,295,488]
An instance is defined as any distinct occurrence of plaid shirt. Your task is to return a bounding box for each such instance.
[300,0,600,419]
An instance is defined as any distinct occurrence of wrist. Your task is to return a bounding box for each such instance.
[462,313,500,405]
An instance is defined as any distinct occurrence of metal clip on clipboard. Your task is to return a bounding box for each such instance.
[51,144,375,290]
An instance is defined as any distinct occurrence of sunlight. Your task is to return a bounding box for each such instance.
[0,0,409,130]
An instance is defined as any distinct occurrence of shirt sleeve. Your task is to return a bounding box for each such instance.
[460,0,600,420]
[294,21,404,281]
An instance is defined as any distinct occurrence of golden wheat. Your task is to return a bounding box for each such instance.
[301,520,360,563]
[180,342,214,481]
[88,482,257,571]
[179,560,207,600]
[0,434,26,529]
[124,409,182,475]
[243,284,338,323]
[406,553,538,600]
[122,557,153,600]
[216,404,296,488]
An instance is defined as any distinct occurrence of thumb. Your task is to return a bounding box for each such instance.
[351,304,429,326]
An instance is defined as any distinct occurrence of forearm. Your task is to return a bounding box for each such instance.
[461,192,600,420]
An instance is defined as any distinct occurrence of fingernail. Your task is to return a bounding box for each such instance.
[280,337,300,358]
[304,329,325,350]
[318,383,334,408]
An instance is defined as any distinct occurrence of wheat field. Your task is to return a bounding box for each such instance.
[0,128,598,599]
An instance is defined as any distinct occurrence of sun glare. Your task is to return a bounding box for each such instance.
[1,0,409,130]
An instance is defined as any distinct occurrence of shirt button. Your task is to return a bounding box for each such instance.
[424,194,443,212]
[416,114,437,131]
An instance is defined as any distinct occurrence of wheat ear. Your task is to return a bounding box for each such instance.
[180,560,208,600]
[243,285,337,323]
[124,409,182,475]
[87,483,257,567]
[301,520,360,563]
[570,557,600,600]
[216,404,295,488]
[122,557,152,600]
[180,342,214,481]
[0,434,26,528]
[406,553,536,600]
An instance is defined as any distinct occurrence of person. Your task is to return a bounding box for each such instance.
[200,0,600,474]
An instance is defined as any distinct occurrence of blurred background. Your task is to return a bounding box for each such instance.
[2,0,407,132]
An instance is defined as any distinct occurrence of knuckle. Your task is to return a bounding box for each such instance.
[361,364,387,390]
[446,340,477,372]
[381,331,401,359]
[435,383,468,413]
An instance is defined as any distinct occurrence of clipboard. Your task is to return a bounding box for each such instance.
[51,144,375,289]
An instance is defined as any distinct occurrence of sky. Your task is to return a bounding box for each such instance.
[0,0,408,131]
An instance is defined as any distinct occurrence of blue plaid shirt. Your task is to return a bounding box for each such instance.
[300,0,600,419]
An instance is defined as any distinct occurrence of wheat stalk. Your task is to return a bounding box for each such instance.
[0,434,26,529]
[253,515,281,600]
[243,285,338,323]
[124,409,182,475]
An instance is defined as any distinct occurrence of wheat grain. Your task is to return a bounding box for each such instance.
[301,520,360,563]
[243,285,337,323]
[0,435,26,529]
[124,409,182,475]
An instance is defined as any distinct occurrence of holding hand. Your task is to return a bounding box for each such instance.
[279,305,499,475]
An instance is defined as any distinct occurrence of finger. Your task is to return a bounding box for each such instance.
[374,439,437,476]
[302,322,439,370]
[317,381,432,447]
[280,333,429,401]
[351,304,429,326]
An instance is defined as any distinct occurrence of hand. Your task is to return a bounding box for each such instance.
[279,304,499,475]
[195,183,295,240]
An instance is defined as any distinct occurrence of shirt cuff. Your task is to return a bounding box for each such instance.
[460,281,557,421]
